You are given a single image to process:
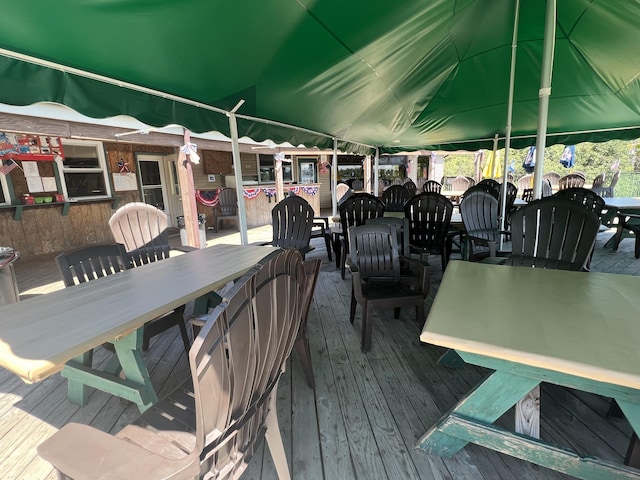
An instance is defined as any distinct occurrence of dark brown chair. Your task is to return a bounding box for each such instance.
[404,192,454,271]
[422,180,442,193]
[346,223,427,352]
[554,187,605,217]
[403,180,417,196]
[213,187,239,231]
[310,217,333,261]
[109,202,192,353]
[269,195,315,258]
[460,186,503,261]
[337,192,386,279]
[55,243,191,359]
[381,184,411,212]
[39,249,305,480]
[295,258,321,389]
[509,196,600,271]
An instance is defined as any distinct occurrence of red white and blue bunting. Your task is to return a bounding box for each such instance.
[195,189,220,207]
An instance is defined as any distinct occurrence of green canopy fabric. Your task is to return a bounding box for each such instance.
[0,0,639,153]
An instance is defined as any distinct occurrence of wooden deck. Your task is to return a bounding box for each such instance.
[3,226,640,479]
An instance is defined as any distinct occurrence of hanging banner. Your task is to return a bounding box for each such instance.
[0,132,64,161]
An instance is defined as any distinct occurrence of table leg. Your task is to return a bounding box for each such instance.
[62,327,158,412]
[416,369,539,456]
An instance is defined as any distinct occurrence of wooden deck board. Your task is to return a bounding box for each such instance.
[2,227,639,479]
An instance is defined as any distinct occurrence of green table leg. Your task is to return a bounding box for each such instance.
[416,369,539,456]
[66,350,93,406]
[62,327,158,412]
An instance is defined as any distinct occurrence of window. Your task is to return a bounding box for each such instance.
[58,139,111,200]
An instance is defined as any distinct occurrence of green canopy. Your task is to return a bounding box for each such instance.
[0,0,639,153]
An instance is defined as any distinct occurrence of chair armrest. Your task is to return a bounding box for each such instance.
[38,423,195,479]
[400,256,431,296]
[172,245,198,253]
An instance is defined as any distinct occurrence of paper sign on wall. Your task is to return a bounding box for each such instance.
[112,172,138,191]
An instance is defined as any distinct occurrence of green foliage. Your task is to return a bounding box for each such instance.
[443,139,639,184]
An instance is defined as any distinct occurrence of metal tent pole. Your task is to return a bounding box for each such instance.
[374,148,380,196]
[532,0,557,199]
[499,0,521,251]
[331,138,338,218]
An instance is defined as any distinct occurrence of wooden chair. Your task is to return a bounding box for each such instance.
[55,242,190,363]
[422,180,442,193]
[269,195,315,258]
[346,223,427,352]
[337,192,385,279]
[509,196,600,271]
[558,173,586,190]
[109,202,192,353]
[381,184,411,212]
[404,192,454,271]
[459,186,503,261]
[39,248,305,480]
[213,187,239,231]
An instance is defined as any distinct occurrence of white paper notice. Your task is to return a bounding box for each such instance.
[22,161,40,177]
[112,172,138,191]
[26,176,44,193]
[42,177,57,192]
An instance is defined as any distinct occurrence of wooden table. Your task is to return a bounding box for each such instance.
[417,261,640,479]
[0,244,277,412]
[602,197,640,248]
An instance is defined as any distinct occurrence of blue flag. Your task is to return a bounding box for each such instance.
[560,145,576,168]
[523,146,536,173]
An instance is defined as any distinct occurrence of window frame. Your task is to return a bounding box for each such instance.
[57,139,112,201]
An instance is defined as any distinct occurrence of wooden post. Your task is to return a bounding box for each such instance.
[275,153,284,202]
[177,130,201,248]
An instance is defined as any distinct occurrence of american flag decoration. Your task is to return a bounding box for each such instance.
[0,159,17,176]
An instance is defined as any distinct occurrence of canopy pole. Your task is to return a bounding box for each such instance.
[331,138,338,218]
[532,0,557,199]
[178,129,201,248]
[227,100,249,245]
[499,0,521,251]
[374,148,380,197]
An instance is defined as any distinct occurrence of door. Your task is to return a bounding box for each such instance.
[298,157,318,184]
[165,154,184,226]
[136,154,173,221]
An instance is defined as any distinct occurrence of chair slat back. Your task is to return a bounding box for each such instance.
[271,196,314,253]
[108,202,170,266]
[422,180,442,193]
[554,187,605,216]
[404,192,453,253]
[510,196,600,271]
[381,184,411,212]
[56,244,128,286]
[348,224,401,283]
[218,188,238,216]
[339,193,385,231]
[460,187,500,241]
[558,173,586,190]
[192,249,305,475]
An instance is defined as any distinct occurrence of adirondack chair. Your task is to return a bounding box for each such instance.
[422,180,442,193]
[39,248,306,480]
[213,187,239,231]
[543,171,561,189]
[404,192,454,271]
[109,202,192,353]
[558,173,586,190]
[403,179,417,196]
[269,195,315,258]
[295,258,321,389]
[346,223,427,351]
[381,184,411,212]
[509,196,600,271]
[459,186,503,261]
[55,243,191,367]
[337,192,386,279]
